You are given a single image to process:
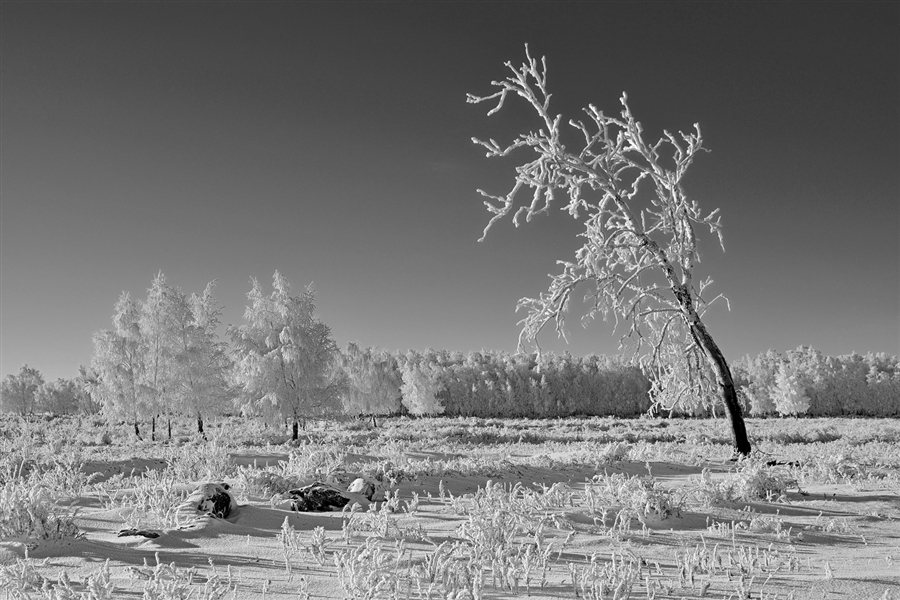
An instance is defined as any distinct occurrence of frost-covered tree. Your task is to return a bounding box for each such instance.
[469,47,751,454]
[400,359,444,416]
[341,343,401,426]
[74,365,102,414]
[773,362,811,416]
[92,274,231,437]
[866,353,900,417]
[831,352,873,415]
[140,272,180,438]
[230,272,345,439]
[170,281,233,435]
[740,350,784,416]
[0,364,44,415]
[92,293,153,438]
[35,378,82,415]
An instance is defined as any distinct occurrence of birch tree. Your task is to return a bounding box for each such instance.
[75,365,102,414]
[140,272,178,438]
[91,293,153,438]
[341,343,401,426]
[230,272,344,440]
[35,378,82,415]
[166,281,233,435]
[0,365,44,415]
[399,360,444,416]
[741,350,783,416]
[468,47,751,454]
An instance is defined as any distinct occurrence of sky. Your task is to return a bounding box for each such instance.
[1,1,898,382]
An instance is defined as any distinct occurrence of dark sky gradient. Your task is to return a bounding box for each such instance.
[2,2,898,381]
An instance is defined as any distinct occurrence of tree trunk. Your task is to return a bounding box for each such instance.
[371,414,378,428]
[151,416,156,442]
[197,414,204,434]
[690,319,751,456]
[292,420,299,441]
[168,418,172,439]
[669,283,751,456]
[133,419,141,439]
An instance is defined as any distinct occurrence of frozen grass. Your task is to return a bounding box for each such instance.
[0,555,234,600]
[95,469,190,531]
[0,414,897,599]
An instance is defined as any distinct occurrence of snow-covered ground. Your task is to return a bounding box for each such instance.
[2,416,898,599]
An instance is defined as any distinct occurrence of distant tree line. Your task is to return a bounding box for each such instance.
[2,273,897,430]
[397,350,650,418]
[0,364,99,416]
[732,346,899,417]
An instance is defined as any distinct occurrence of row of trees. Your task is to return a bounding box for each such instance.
[5,277,895,427]
[399,350,650,418]
[83,271,452,440]
[735,346,899,417]
[0,364,99,415]
[3,274,896,431]
[89,273,232,438]
[1,271,656,430]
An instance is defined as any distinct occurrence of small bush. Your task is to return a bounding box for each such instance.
[0,480,81,540]
[694,460,797,505]
[585,472,682,521]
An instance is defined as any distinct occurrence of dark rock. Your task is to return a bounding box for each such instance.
[117,528,160,539]
[193,482,238,519]
[286,482,351,512]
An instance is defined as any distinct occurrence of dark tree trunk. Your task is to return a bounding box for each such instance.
[151,416,156,442]
[690,319,751,456]
[197,414,204,434]
[292,420,299,441]
[371,414,378,428]
[167,418,172,439]
[672,284,751,456]
[133,419,141,439]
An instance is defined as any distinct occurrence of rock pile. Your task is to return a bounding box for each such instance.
[191,482,238,519]
[285,477,375,512]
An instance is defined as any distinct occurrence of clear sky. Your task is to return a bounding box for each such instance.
[1,2,898,382]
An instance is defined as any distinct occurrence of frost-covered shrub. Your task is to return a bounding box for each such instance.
[161,441,236,481]
[694,460,796,505]
[234,466,295,498]
[96,469,189,530]
[799,451,868,484]
[586,473,682,520]
[0,480,81,540]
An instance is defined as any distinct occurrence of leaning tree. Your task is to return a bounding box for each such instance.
[468,47,751,455]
